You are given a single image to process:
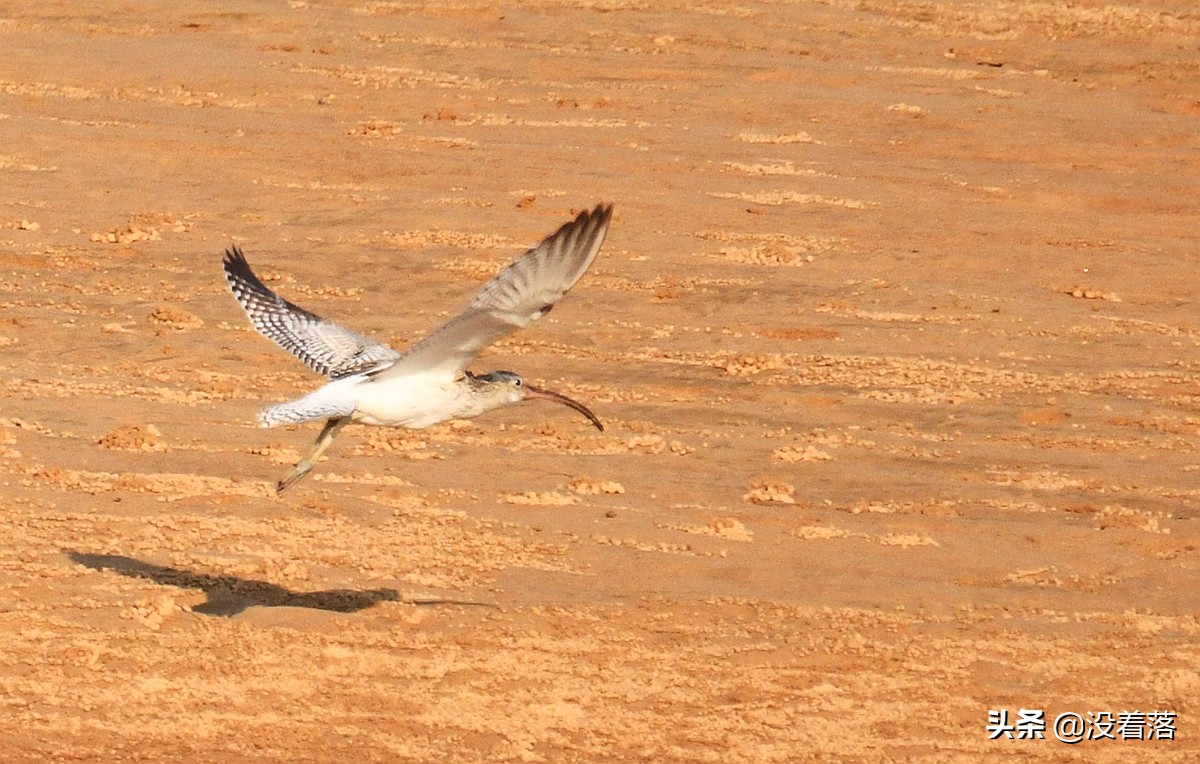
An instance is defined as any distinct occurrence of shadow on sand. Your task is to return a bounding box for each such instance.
[67,551,493,617]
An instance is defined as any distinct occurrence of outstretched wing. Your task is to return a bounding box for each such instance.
[374,203,613,381]
[222,247,401,379]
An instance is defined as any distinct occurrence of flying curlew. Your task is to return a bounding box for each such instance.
[223,203,612,493]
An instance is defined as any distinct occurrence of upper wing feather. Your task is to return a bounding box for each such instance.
[374,203,613,380]
[222,247,401,379]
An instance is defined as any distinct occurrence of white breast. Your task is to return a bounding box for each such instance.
[350,373,477,428]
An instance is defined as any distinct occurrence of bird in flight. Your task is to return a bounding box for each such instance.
[223,203,613,493]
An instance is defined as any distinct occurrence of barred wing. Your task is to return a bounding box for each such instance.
[222,247,401,379]
[375,203,613,381]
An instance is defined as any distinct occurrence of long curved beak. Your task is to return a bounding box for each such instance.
[523,384,604,432]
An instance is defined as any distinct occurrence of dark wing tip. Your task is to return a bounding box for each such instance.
[586,203,614,244]
[221,245,251,280]
[583,202,613,228]
[221,245,273,297]
[559,203,613,236]
[222,244,245,265]
[546,202,613,255]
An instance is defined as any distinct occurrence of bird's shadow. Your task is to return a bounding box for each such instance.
[66,551,493,617]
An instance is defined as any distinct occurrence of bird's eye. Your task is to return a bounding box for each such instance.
[514,379,522,387]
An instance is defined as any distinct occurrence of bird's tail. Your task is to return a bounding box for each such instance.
[259,385,356,428]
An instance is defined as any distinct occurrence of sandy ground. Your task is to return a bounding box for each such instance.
[1,1,1199,761]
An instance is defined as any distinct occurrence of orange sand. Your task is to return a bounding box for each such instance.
[1,2,1198,761]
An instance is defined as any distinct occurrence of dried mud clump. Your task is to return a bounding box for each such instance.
[1062,286,1121,301]
[90,213,192,245]
[668,517,754,542]
[504,490,580,506]
[149,305,204,331]
[568,478,625,495]
[735,131,814,144]
[98,423,168,452]
[1095,505,1169,534]
[877,533,940,548]
[0,428,18,459]
[91,225,159,244]
[742,480,796,505]
[722,353,787,377]
[718,243,816,266]
[773,444,832,463]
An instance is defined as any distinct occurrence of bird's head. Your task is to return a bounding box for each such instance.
[471,370,604,431]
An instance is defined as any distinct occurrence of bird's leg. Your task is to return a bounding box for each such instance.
[277,416,350,494]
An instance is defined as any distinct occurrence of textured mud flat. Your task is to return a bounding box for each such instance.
[1,2,1198,761]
